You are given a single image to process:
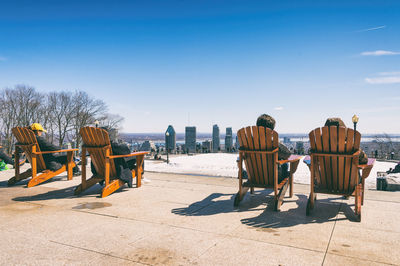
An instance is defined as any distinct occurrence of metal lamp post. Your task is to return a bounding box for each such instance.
[352,115,359,132]
[166,131,170,164]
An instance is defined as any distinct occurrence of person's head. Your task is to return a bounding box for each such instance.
[30,123,47,136]
[256,114,276,130]
[100,126,117,142]
[324,117,346,128]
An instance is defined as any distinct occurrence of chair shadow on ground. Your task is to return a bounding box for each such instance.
[10,178,130,202]
[171,190,361,227]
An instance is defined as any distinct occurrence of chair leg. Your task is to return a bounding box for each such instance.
[136,155,144,188]
[234,186,249,207]
[102,179,125,198]
[8,169,32,186]
[355,184,362,222]
[275,181,289,211]
[306,191,316,216]
[361,177,365,206]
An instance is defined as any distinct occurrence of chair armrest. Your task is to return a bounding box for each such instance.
[277,155,302,165]
[108,151,149,159]
[34,149,79,154]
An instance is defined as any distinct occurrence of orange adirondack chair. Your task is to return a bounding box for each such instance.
[8,127,78,187]
[74,127,148,198]
[235,126,302,211]
[306,126,375,221]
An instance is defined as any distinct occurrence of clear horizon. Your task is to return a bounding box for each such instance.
[1,1,399,134]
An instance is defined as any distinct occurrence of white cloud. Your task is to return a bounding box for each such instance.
[356,25,386,32]
[361,50,400,56]
[365,77,400,84]
[274,107,284,111]
[365,71,400,84]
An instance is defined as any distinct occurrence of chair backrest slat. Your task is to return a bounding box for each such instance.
[309,126,360,193]
[337,127,346,191]
[329,126,338,191]
[258,127,269,186]
[12,127,46,171]
[80,127,117,178]
[238,126,279,186]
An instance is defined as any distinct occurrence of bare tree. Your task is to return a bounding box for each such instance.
[71,91,107,150]
[100,113,124,130]
[47,91,77,147]
[0,85,42,153]
[0,86,125,154]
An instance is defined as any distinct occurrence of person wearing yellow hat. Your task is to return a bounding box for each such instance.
[30,123,47,133]
[30,123,81,176]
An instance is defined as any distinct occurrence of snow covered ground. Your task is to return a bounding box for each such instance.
[145,153,397,189]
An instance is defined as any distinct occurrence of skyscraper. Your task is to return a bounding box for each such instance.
[225,127,233,152]
[165,125,176,152]
[185,126,196,153]
[212,124,220,152]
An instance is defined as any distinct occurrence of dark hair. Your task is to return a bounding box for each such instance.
[256,114,276,130]
[100,126,111,132]
[324,118,345,127]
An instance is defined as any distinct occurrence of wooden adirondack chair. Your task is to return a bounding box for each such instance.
[74,127,148,198]
[307,126,375,222]
[7,127,78,187]
[235,126,302,211]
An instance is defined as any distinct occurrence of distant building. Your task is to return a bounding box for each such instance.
[296,141,304,155]
[140,140,156,152]
[202,140,212,153]
[283,137,291,144]
[225,127,233,152]
[165,125,176,152]
[212,124,220,152]
[235,135,240,149]
[185,126,196,153]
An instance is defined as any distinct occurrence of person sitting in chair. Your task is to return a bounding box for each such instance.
[91,127,142,187]
[0,146,26,168]
[324,118,368,164]
[30,123,80,176]
[256,114,292,182]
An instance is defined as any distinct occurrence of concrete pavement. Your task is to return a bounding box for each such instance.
[0,164,399,265]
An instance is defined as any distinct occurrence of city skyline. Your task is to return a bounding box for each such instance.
[1,1,399,133]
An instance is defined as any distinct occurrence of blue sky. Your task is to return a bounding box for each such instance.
[1,1,399,133]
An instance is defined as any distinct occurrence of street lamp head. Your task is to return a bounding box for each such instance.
[94,120,100,128]
[352,115,359,124]
[166,132,170,137]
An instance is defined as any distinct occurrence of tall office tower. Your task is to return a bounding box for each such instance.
[225,127,233,152]
[165,125,176,152]
[185,126,196,153]
[212,124,220,152]
[235,135,240,149]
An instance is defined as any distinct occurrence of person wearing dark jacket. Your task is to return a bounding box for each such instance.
[255,114,292,182]
[31,123,80,175]
[0,147,15,165]
[91,127,138,187]
[324,118,368,164]
[0,146,25,167]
